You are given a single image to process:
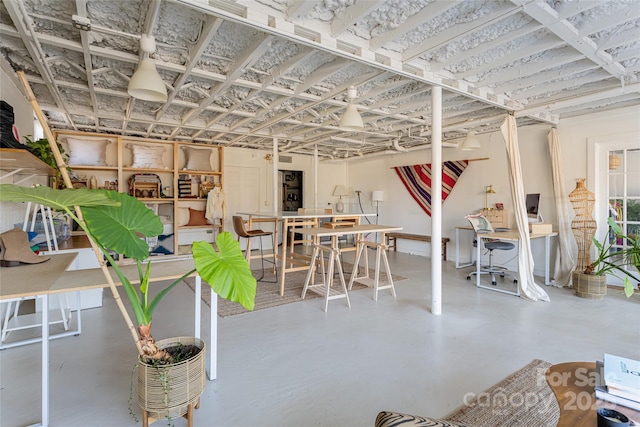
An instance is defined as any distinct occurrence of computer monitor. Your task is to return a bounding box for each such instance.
[526,193,542,223]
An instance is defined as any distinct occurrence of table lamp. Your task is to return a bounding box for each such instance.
[485,184,495,210]
[333,185,349,213]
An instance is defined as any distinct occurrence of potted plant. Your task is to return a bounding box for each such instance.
[24,136,69,188]
[0,184,256,424]
[574,217,639,299]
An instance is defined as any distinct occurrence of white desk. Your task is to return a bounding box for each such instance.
[237,211,375,296]
[469,228,558,296]
[1,254,77,427]
[297,224,403,308]
[0,256,217,427]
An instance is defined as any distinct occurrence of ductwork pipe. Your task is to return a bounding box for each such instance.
[393,138,409,152]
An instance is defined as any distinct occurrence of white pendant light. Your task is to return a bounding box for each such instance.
[128,35,167,102]
[461,131,481,150]
[339,86,363,131]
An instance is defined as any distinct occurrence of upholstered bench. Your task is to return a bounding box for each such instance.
[375,411,472,427]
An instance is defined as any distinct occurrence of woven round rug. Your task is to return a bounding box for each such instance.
[445,359,559,427]
[184,262,406,317]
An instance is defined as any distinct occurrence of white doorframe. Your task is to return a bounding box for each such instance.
[587,131,639,285]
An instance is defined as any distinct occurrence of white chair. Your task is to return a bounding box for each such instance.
[465,214,518,286]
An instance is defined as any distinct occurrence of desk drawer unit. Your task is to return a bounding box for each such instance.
[481,209,509,229]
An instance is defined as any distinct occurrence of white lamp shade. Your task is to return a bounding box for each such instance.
[339,104,364,131]
[461,131,481,151]
[333,185,349,197]
[372,190,384,202]
[128,58,168,102]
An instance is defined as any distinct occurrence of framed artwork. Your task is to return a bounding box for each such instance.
[495,202,504,210]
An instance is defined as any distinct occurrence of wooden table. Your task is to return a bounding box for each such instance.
[546,362,640,427]
[0,255,217,427]
[298,224,403,308]
[237,211,375,296]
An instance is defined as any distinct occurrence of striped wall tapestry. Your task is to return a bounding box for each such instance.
[393,160,469,217]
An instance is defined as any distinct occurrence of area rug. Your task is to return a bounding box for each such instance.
[184,263,406,317]
[445,359,559,427]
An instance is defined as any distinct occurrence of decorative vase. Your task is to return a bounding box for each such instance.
[137,336,206,427]
[572,271,607,300]
[89,175,98,190]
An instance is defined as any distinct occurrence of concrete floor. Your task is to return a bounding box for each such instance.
[1,250,638,427]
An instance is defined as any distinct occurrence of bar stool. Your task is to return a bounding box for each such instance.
[301,242,351,312]
[232,216,277,282]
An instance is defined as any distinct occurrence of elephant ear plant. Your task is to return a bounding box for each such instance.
[0,184,256,362]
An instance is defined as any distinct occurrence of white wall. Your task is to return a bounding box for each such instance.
[346,105,640,276]
[223,147,347,248]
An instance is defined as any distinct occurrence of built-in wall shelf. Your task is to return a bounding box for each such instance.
[53,130,224,259]
[0,148,55,177]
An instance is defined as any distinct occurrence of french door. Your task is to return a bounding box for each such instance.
[590,134,639,286]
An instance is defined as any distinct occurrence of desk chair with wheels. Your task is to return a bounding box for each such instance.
[465,214,517,286]
[467,240,518,286]
[232,216,277,282]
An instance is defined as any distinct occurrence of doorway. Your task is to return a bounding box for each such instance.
[279,170,303,212]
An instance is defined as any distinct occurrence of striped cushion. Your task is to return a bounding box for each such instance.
[375,411,473,427]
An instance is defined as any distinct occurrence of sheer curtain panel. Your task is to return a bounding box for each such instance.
[500,115,550,301]
[547,128,577,287]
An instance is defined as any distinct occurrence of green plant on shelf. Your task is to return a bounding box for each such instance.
[24,135,69,187]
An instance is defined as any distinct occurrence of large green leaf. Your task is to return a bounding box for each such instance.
[0,184,119,210]
[192,232,256,310]
[81,191,163,261]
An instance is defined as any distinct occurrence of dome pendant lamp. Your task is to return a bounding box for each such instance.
[339,86,363,131]
[461,130,481,150]
[127,35,167,102]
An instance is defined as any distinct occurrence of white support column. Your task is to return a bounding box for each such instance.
[431,86,443,316]
[314,145,318,208]
[272,137,278,215]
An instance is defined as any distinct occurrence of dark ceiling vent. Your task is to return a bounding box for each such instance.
[279,155,293,163]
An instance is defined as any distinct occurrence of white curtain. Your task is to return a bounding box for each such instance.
[500,115,550,302]
[547,128,577,287]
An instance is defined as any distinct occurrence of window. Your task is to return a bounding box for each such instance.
[608,148,640,248]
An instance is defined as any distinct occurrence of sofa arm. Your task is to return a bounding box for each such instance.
[375,411,473,427]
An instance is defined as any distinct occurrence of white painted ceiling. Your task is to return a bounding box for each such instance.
[1,0,639,160]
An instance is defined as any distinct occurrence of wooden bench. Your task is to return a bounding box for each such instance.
[385,232,450,260]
